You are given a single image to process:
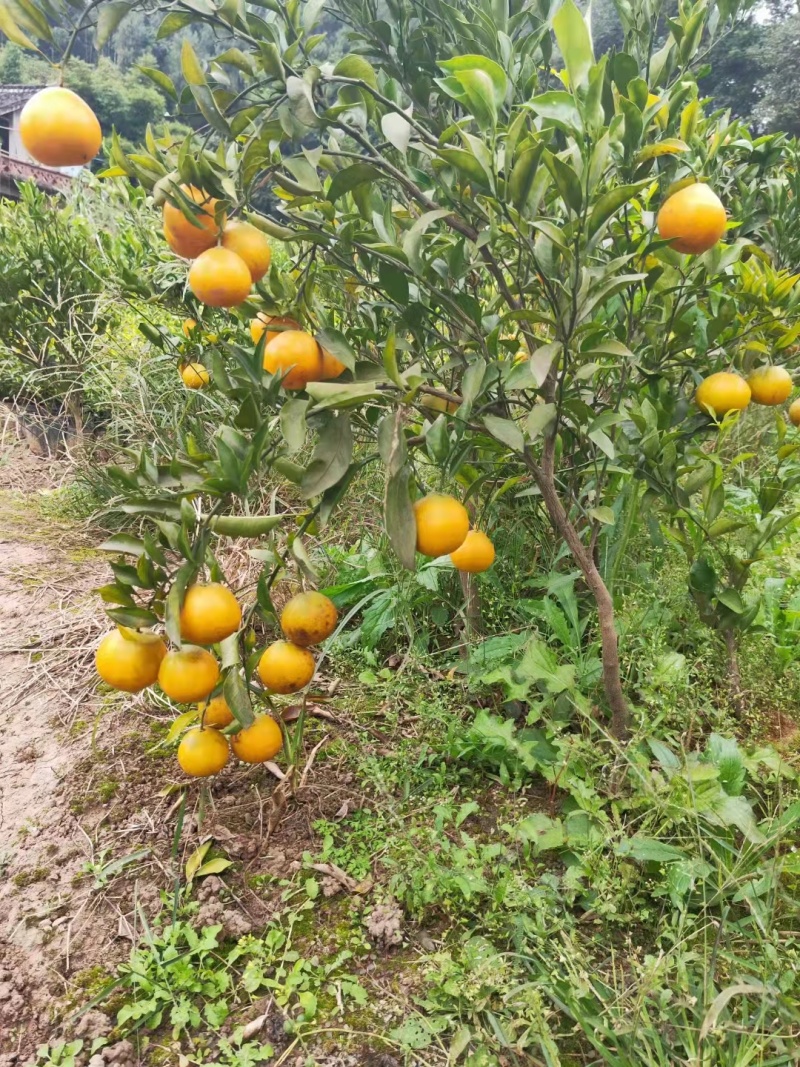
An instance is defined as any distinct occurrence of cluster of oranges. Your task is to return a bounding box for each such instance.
[94,584,338,778]
[694,365,797,420]
[413,493,495,573]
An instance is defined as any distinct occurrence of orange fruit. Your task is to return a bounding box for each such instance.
[180,362,209,389]
[747,366,792,406]
[695,372,751,417]
[20,87,102,167]
[280,591,338,647]
[162,185,223,258]
[421,394,458,415]
[221,220,271,282]
[250,314,301,346]
[95,628,167,693]
[657,184,727,255]
[262,330,324,390]
[413,494,470,557]
[231,715,283,763]
[188,247,252,308]
[177,726,230,777]
[182,318,198,338]
[257,640,315,694]
[450,530,495,573]
[180,583,241,645]
[199,695,234,729]
[790,398,800,427]
[321,348,346,380]
[158,647,220,703]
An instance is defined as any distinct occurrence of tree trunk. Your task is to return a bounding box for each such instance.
[724,629,745,715]
[460,570,482,643]
[528,460,631,740]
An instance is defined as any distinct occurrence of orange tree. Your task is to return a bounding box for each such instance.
[5,0,800,746]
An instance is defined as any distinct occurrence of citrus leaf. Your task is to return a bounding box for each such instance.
[100,534,146,556]
[139,66,177,100]
[223,668,254,728]
[482,415,525,453]
[96,0,132,46]
[196,858,234,877]
[167,708,200,743]
[185,841,212,881]
[301,413,353,498]
[328,163,380,203]
[553,0,594,89]
[165,560,197,646]
[385,463,416,570]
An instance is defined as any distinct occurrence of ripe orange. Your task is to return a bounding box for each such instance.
[177,726,230,777]
[95,628,166,693]
[257,640,315,694]
[450,530,496,573]
[180,362,209,389]
[188,247,252,308]
[421,394,458,415]
[199,695,234,729]
[183,318,198,338]
[262,330,324,390]
[695,372,751,416]
[162,185,222,259]
[180,583,242,645]
[280,591,338,647]
[20,87,102,167]
[657,184,727,255]
[747,366,792,406]
[250,314,301,346]
[413,494,470,557]
[790,398,800,427]
[158,647,220,703]
[221,221,271,282]
[321,348,346,380]
[231,715,283,763]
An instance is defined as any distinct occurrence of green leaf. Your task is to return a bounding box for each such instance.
[167,708,199,742]
[224,669,255,728]
[181,38,206,85]
[436,148,492,189]
[635,138,689,163]
[196,858,234,877]
[530,342,561,386]
[280,398,310,454]
[107,606,160,629]
[185,841,211,881]
[301,413,354,498]
[99,534,145,557]
[589,506,615,525]
[587,181,649,238]
[379,261,409,304]
[716,588,745,613]
[385,464,416,570]
[544,151,582,214]
[706,733,746,796]
[327,163,380,203]
[208,514,282,536]
[138,66,177,100]
[617,836,686,863]
[439,55,508,104]
[529,91,583,133]
[0,2,38,48]
[157,10,195,38]
[553,0,594,90]
[165,560,197,646]
[96,0,132,46]
[526,403,557,439]
[316,328,355,370]
[333,53,378,89]
[512,813,564,853]
[689,558,717,596]
[507,139,545,211]
[482,415,525,452]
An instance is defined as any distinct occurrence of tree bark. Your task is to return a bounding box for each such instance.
[459,570,482,643]
[724,629,745,715]
[526,456,631,740]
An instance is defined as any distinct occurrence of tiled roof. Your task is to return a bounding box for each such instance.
[0,85,39,115]
[0,154,73,194]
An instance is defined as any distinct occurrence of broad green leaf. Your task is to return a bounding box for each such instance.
[196,858,234,877]
[706,733,746,796]
[305,381,383,411]
[587,181,649,238]
[333,53,378,89]
[185,841,212,881]
[530,342,562,387]
[165,560,198,646]
[553,0,594,89]
[589,506,615,525]
[317,327,355,370]
[436,147,492,189]
[138,66,177,100]
[507,139,545,211]
[716,588,745,613]
[0,2,37,48]
[280,398,310,454]
[96,0,132,46]
[617,836,686,863]
[301,413,354,497]
[385,463,416,570]
[513,813,564,853]
[181,38,206,85]
[224,668,255,727]
[529,91,583,134]
[526,403,557,439]
[100,534,145,556]
[635,138,689,163]
[439,55,508,103]
[483,415,525,452]
[327,163,380,202]
[107,606,160,629]
[167,708,200,743]
[208,514,282,536]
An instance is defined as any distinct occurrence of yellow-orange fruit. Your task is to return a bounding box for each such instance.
[180,583,242,645]
[230,715,283,763]
[321,348,346,380]
[695,372,751,416]
[188,247,252,308]
[183,318,198,338]
[250,314,301,346]
[413,494,470,557]
[20,87,102,167]
[257,640,315,694]
[747,366,793,406]
[657,184,727,255]
[199,695,234,729]
[221,220,271,282]
[449,530,496,573]
[158,647,220,703]
[280,591,338,647]
[262,330,324,390]
[180,362,210,389]
[177,726,230,777]
[162,185,222,258]
[421,394,458,415]
[790,398,800,427]
[95,628,166,693]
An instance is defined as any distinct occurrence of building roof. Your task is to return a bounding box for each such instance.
[0,85,39,116]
